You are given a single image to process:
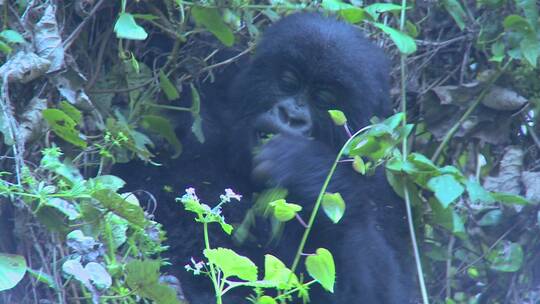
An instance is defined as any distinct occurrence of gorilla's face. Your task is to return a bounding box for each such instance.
[225,13,391,173]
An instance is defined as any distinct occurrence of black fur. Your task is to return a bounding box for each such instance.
[117,13,416,304]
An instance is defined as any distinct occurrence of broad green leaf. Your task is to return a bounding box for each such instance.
[270,199,302,222]
[105,213,129,249]
[427,174,465,208]
[158,70,180,100]
[429,198,466,238]
[328,110,347,126]
[192,6,235,47]
[263,254,298,289]
[516,0,538,31]
[204,248,258,281]
[45,198,80,220]
[43,109,87,148]
[0,29,25,44]
[322,192,346,224]
[0,254,27,291]
[364,3,403,20]
[373,23,417,55]
[141,115,182,158]
[352,156,366,174]
[487,241,523,272]
[491,192,530,205]
[126,260,181,304]
[85,262,112,289]
[477,209,503,226]
[59,101,82,124]
[442,0,467,30]
[114,13,148,40]
[305,248,335,292]
[87,175,126,192]
[408,153,438,172]
[465,180,495,204]
[490,40,506,62]
[258,296,278,304]
[520,33,540,67]
[503,15,531,32]
[322,0,365,23]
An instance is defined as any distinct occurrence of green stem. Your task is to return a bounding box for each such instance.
[399,1,430,303]
[203,221,222,304]
[289,125,373,276]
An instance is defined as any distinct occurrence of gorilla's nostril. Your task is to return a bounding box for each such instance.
[290,117,306,127]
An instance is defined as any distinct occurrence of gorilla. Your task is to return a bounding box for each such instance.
[117,12,416,304]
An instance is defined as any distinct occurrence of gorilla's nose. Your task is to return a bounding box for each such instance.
[273,98,312,136]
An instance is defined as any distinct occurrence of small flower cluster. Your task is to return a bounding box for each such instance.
[184,257,206,275]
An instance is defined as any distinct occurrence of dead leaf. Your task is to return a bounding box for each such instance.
[483,146,523,195]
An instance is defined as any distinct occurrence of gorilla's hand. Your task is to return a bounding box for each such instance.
[252,135,334,200]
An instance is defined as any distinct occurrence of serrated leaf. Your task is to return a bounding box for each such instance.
[125,260,180,303]
[328,110,347,126]
[263,254,298,289]
[373,23,417,55]
[192,6,235,46]
[427,174,465,208]
[322,192,346,223]
[270,199,302,222]
[321,0,365,23]
[114,13,148,40]
[305,248,335,292]
[204,248,258,281]
[158,70,180,100]
[0,254,27,291]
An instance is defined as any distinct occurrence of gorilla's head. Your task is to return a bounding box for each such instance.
[226,13,391,173]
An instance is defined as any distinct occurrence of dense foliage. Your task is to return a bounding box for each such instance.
[0,0,539,303]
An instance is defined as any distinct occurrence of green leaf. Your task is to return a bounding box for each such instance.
[114,13,148,40]
[59,101,82,124]
[258,296,278,304]
[321,0,365,23]
[427,174,465,208]
[204,248,258,281]
[477,209,503,226]
[490,40,506,62]
[491,192,530,205]
[373,23,417,55]
[87,175,126,192]
[352,156,366,174]
[0,254,27,291]
[269,199,302,222]
[305,248,335,292]
[92,189,146,227]
[45,198,80,220]
[516,0,538,31]
[364,3,403,20]
[520,32,540,67]
[322,192,346,224]
[465,180,495,204]
[126,260,181,304]
[0,29,25,44]
[503,14,531,32]
[105,213,129,249]
[263,254,298,289]
[141,115,182,158]
[0,40,11,54]
[442,0,468,30]
[43,109,87,148]
[328,110,347,126]
[158,70,180,100]
[192,6,235,47]
[487,241,523,272]
[429,198,466,238]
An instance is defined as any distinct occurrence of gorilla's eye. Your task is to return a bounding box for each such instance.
[314,89,337,106]
[279,70,301,93]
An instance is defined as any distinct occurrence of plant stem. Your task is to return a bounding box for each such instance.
[289,125,373,276]
[203,221,222,304]
[399,1,430,303]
